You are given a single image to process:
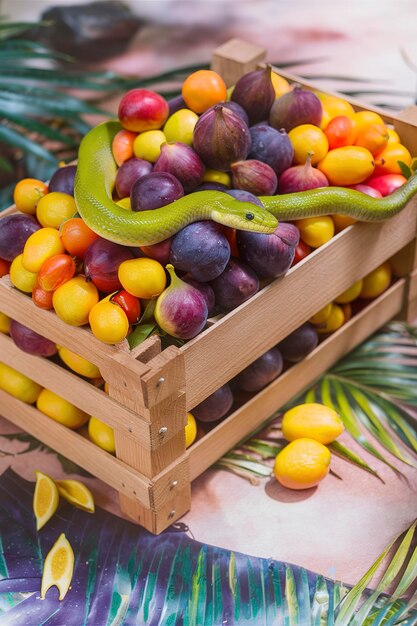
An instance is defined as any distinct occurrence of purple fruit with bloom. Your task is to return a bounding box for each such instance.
[9,320,57,357]
[130,172,184,211]
[115,158,153,198]
[48,165,77,196]
[155,264,208,340]
[192,383,234,422]
[153,142,204,192]
[210,258,259,312]
[234,347,284,392]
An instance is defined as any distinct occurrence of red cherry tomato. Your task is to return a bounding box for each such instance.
[111,290,141,324]
[223,227,239,257]
[365,174,407,197]
[32,280,54,309]
[324,115,357,149]
[0,257,11,277]
[291,240,312,266]
[38,254,76,291]
[60,217,100,258]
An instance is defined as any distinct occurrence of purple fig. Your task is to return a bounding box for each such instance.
[195,181,229,192]
[236,222,300,279]
[231,159,278,196]
[115,157,153,198]
[234,347,283,392]
[48,165,77,196]
[278,154,329,193]
[167,94,187,116]
[231,66,275,125]
[193,104,251,172]
[153,142,204,193]
[0,214,40,262]
[226,189,264,207]
[130,172,184,211]
[155,264,208,340]
[249,124,294,176]
[277,323,319,363]
[183,276,216,316]
[269,85,322,132]
[9,319,57,357]
[205,100,249,126]
[192,383,234,422]
[170,221,230,282]
[210,258,259,312]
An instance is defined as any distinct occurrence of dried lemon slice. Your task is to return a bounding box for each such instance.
[55,479,95,513]
[33,471,59,531]
[41,533,74,601]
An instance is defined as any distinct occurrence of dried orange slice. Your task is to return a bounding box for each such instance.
[55,479,95,513]
[33,471,59,531]
[41,533,74,601]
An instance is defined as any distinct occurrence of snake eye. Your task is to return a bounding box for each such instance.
[246,212,254,221]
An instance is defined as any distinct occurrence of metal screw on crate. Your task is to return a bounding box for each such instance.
[170,480,178,490]
[156,377,165,387]
[159,427,168,436]
[168,510,176,520]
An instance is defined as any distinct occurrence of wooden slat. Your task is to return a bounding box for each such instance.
[211,39,266,87]
[0,332,156,444]
[188,279,405,480]
[182,201,417,409]
[0,389,152,507]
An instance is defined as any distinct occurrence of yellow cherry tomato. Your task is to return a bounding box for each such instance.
[374,142,412,176]
[332,214,357,233]
[163,109,199,146]
[0,311,10,334]
[334,279,363,303]
[22,227,65,273]
[316,303,345,334]
[185,412,197,448]
[118,257,166,299]
[0,362,42,403]
[360,262,392,299]
[288,124,329,165]
[133,130,166,163]
[296,216,334,248]
[53,275,99,326]
[271,72,291,98]
[88,416,115,453]
[387,128,401,144]
[202,169,231,187]
[354,122,389,156]
[36,389,89,429]
[309,303,332,325]
[317,146,375,185]
[89,300,129,344]
[9,253,38,292]
[13,178,48,215]
[36,192,77,229]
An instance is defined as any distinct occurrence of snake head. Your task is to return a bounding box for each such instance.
[211,198,278,233]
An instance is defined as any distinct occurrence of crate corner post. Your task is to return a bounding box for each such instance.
[211,38,266,86]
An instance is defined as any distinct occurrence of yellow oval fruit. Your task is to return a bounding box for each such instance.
[360,262,392,299]
[271,72,291,98]
[118,257,166,299]
[133,130,166,163]
[316,303,345,334]
[163,109,199,145]
[36,388,89,428]
[288,124,329,165]
[22,227,65,273]
[316,92,355,128]
[353,110,385,135]
[55,479,95,513]
[53,276,99,326]
[89,300,129,344]
[88,416,115,453]
[282,403,344,444]
[13,178,48,215]
[40,533,74,601]
[0,312,10,334]
[274,438,331,489]
[58,347,101,379]
[185,412,197,448]
[296,216,334,248]
[36,192,77,229]
[33,470,59,531]
[317,146,375,185]
[332,214,357,233]
[334,279,363,304]
[116,197,131,210]
[309,303,332,325]
[0,362,42,403]
[10,253,38,293]
[202,168,231,187]
[387,128,400,144]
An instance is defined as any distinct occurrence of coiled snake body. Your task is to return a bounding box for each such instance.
[74,121,417,247]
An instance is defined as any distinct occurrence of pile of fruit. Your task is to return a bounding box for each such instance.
[0,66,414,349]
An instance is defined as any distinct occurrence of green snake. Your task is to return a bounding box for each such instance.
[74,121,417,246]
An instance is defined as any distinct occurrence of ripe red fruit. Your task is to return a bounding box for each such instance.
[291,240,312,266]
[118,89,169,132]
[110,290,141,324]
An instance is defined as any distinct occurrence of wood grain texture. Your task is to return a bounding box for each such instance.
[187,279,405,480]
[182,201,417,409]
[0,388,152,507]
[211,38,266,86]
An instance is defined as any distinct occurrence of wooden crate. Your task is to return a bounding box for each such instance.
[1,39,417,534]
